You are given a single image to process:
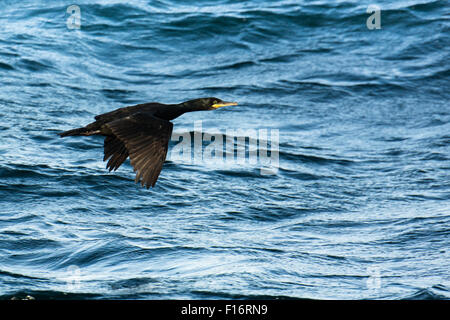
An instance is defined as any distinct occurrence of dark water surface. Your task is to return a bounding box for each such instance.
[0,0,449,299]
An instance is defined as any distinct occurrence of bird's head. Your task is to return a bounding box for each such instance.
[182,97,238,111]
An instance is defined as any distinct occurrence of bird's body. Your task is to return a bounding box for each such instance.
[59,98,237,188]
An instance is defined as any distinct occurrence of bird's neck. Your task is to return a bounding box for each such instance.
[154,104,188,121]
[154,102,204,121]
[179,101,206,112]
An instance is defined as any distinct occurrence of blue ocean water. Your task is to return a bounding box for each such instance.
[0,0,449,300]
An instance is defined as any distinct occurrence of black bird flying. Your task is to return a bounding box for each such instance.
[59,97,237,188]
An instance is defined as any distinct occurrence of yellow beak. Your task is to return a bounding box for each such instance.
[212,101,238,109]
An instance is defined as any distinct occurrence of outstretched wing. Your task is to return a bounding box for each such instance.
[103,135,129,172]
[105,112,173,188]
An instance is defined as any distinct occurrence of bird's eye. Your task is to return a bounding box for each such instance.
[213,100,218,104]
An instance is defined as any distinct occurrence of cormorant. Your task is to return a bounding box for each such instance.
[59,97,237,188]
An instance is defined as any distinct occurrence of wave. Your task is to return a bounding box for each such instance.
[402,285,450,300]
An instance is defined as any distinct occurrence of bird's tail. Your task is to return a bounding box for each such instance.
[59,127,90,137]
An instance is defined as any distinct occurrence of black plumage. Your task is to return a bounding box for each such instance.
[59,97,237,188]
